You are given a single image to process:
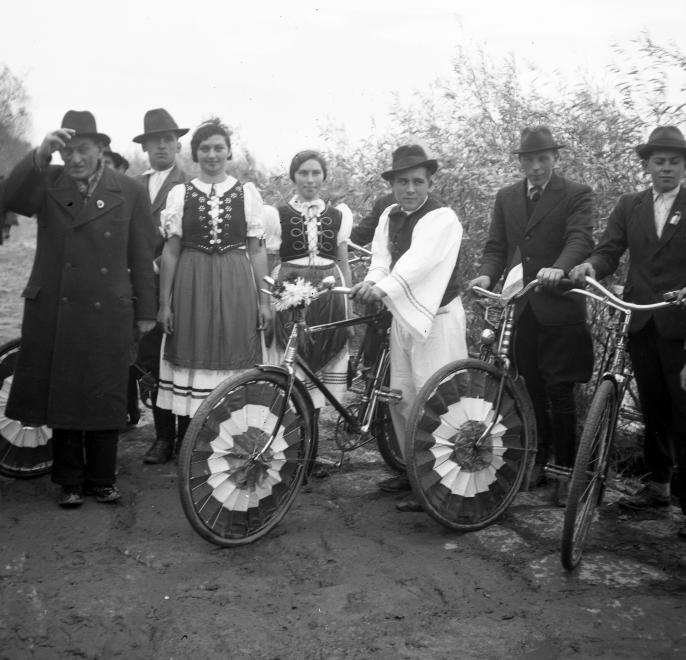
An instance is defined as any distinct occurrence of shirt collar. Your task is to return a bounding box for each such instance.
[399,195,429,215]
[653,185,680,202]
[290,195,325,215]
[143,164,175,177]
[527,177,551,194]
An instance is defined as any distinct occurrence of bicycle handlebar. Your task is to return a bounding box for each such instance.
[568,277,680,312]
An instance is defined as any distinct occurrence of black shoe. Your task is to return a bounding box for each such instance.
[143,438,174,464]
[378,475,411,493]
[395,495,423,512]
[85,485,121,503]
[618,484,671,511]
[58,486,84,508]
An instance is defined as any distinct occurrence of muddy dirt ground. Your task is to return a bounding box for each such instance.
[2,220,686,659]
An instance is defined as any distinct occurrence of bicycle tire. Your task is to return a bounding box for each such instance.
[178,369,312,547]
[374,402,404,472]
[0,338,53,478]
[373,352,405,472]
[406,358,534,531]
[561,379,616,571]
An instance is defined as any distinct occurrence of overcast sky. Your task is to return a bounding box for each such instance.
[1,0,684,171]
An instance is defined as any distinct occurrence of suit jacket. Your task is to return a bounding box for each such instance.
[589,186,686,338]
[480,173,594,325]
[135,163,187,258]
[4,151,156,429]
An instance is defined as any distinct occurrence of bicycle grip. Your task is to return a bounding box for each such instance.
[662,290,682,302]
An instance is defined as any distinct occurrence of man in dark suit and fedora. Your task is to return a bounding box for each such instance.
[3,110,156,507]
[132,108,190,464]
[571,126,686,533]
[470,126,595,504]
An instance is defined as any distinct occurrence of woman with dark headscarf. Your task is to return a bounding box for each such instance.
[156,118,271,430]
[266,150,352,409]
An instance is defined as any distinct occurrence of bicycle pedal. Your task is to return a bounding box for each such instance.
[377,387,402,403]
[544,464,572,480]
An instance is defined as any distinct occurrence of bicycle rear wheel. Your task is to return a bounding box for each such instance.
[178,369,312,547]
[561,379,616,570]
[406,358,534,531]
[0,338,53,478]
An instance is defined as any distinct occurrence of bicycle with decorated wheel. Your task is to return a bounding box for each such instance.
[559,277,682,571]
[177,275,402,547]
[0,337,53,477]
[403,279,542,531]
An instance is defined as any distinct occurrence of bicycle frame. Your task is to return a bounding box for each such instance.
[252,304,394,460]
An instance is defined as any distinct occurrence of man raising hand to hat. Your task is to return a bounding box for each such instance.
[3,110,156,507]
[571,126,686,534]
[351,144,468,511]
[470,126,595,504]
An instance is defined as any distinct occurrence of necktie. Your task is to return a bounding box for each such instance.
[529,185,542,202]
[654,193,668,238]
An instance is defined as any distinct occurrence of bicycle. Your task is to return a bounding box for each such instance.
[177,276,402,547]
[404,279,540,531]
[0,337,53,477]
[560,276,681,570]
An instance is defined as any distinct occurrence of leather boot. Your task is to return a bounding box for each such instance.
[551,411,577,469]
[175,415,191,456]
[143,406,175,464]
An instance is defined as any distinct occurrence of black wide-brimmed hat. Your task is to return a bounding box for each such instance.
[512,126,565,154]
[635,126,686,159]
[381,145,438,181]
[61,110,110,146]
[133,108,189,144]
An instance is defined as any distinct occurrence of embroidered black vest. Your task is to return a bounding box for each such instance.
[181,182,247,254]
[386,197,461,307]
[278,203,342,261]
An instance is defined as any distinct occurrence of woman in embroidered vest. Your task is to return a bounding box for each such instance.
[156,118,271,432]
[267,150,352,409]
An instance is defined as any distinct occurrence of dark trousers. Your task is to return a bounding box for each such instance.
[628,320,686,510]
[513,303,594,468]
[51,429,118,487]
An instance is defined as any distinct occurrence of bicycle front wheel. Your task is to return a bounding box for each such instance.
[407,359,534,531]
[561,379,616,571]
[178,369,312,547]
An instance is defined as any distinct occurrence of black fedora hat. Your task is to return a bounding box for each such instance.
[61,110,110,146]
[133,108,189,144]
[512,125,565,154]
[635,126,686,159]
[381,144,438,181]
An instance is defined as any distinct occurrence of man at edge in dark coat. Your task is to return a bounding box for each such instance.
[571,125,686,537]
[3,110,156,507]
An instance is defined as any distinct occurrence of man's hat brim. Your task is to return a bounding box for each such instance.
[132,128,189,144]
[636,143,686,159]
[381,158,438,181]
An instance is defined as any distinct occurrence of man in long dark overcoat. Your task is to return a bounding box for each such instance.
[470,126,595,504]
[3,110,156,507]
[572,126,686,536]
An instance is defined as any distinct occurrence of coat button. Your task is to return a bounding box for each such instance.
[104,231,111,238]
[61,296,68,302]
[94,302,102,310]
[100,267,108,275]
[524,256,531,262]
[65,262,72,269]
[524,235,531,241]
